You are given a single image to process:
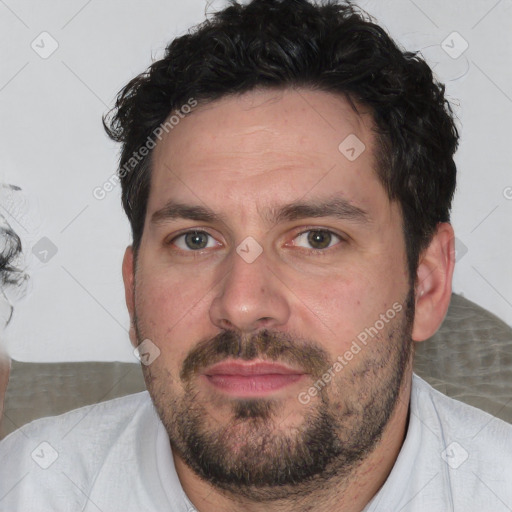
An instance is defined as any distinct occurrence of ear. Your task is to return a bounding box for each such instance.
[122,246,138,348]
[411,222,456,342]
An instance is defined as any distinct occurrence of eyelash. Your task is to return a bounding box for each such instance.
[167,228,345,255]
[291,229,344,255]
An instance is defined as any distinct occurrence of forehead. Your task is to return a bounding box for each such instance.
[148,88,391,223]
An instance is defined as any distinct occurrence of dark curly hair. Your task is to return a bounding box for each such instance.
[103,0,458,283]
[0,225,22,286]
[0,214,26,325]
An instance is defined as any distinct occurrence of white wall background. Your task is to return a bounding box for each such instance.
[1,0,511,362]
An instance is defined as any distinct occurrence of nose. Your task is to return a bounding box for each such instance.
[209,247,291,332]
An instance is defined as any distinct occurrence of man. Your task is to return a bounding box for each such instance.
[1,0,511,511]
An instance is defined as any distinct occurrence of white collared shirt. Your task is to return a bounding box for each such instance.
[1,374,511,511]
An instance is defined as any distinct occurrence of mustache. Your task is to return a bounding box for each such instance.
[180,329,330,382]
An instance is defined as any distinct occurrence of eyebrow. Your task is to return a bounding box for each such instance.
[151,202,224,225]
[269,197,370,225]
[150,197,370,227]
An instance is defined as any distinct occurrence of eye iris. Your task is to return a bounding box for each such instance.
[185,231,208,250]
[307,230,331,249]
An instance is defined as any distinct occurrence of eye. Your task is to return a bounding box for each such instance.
[171,230,219,251]
[293,229,342,250]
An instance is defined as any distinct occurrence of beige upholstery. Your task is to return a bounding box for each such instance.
[1,361,145,439]
[1,293,511,439]
[414,293,512,423]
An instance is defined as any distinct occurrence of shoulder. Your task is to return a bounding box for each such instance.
[367,375,512,511]
[412,373,512,444]
[411,374,512,507]
[1,390,152,447]
[0,391,158,510]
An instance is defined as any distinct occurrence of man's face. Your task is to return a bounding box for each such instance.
[126,88,414,497]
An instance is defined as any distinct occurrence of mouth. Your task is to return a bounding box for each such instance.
[201,359,306,397]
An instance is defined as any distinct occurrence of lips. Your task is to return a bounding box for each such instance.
[202,360,305,397]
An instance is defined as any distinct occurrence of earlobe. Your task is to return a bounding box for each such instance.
[411,223,456,342]
[122,246,138,348]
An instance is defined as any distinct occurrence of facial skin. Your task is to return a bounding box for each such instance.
[122,88,455,512]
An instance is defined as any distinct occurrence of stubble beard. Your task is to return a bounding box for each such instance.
[138,288,415,501]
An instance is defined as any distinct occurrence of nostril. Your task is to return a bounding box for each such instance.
[220,319,235,329]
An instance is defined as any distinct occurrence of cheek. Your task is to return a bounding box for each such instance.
[290,265,405,355]
[136,265,207,321]
[134,269,212,364]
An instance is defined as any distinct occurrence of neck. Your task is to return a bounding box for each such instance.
[173,372,413,512]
